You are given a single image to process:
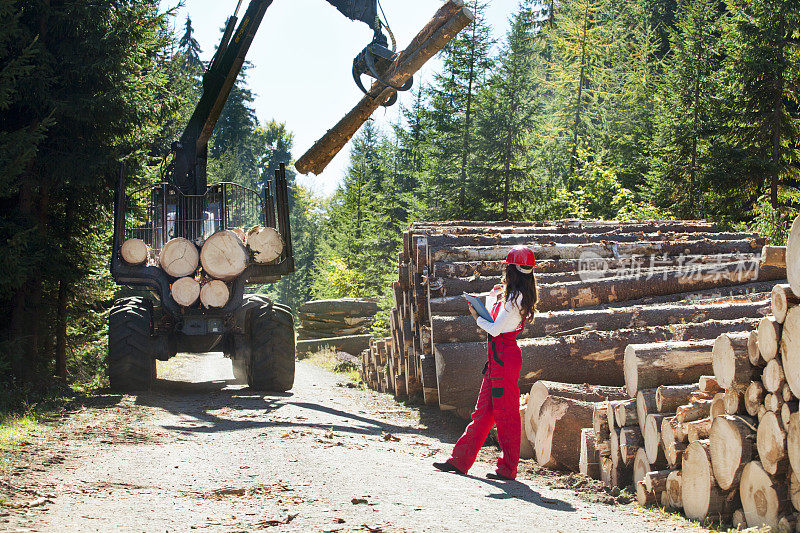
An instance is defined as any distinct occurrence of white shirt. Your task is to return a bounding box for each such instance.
[476,287,523,337]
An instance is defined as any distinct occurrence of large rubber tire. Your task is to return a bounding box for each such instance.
[108,297,156,391]
[248,300,295,391]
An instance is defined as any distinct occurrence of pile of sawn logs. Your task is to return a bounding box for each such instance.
[295,299,377,356]
[522,218,800,528]
[364,219,785,416]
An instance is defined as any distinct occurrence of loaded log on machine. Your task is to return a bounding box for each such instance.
[109,0,474,392]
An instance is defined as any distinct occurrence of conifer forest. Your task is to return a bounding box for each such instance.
[1,0,799,394]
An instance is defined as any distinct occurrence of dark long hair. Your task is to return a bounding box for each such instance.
[501,264,538,321]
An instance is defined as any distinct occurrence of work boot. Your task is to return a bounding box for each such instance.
[433,461,463,474]
[486,471,514,481]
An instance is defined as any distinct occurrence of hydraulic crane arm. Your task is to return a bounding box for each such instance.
[170,0,400,195]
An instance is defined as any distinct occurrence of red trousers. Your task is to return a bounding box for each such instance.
[447,335,522,479]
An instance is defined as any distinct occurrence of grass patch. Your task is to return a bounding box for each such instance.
[298,347,361,383]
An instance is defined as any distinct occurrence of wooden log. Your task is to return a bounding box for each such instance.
[431,299,769,344]
[633,447,651,486]
[295,1,474,175]
[579,428,600,479]
[299,313,375,326]
[787,412,800,475]
[295,334,371,356]
[781,401,798,427]
[535,395,594,471]
[645,469,672,493]
[710,392,726,418]
[784,382,795,402]
[723,388,745,415]
[246,225,283,263]
[766,393,785,413]
[682,440,737,521]
[787,215,800,297]
[778,514,798,532]
[171,277,200,307]
[763,245,788,267]
[740,461,790,529]
[709,414,756,491]
[120,238,150,265]
[159,237,199,277]
[637,389,658,435]
[687,417,713,443]
[519,405,534,460]
[662,416,687,468]
[782,306,800,398]
[526,381,625,442]
[748,329,766,367]
[299,299,379,316]
[200,279,229,308]
[656,384,700,413]
[431,239,768,263]
[619,426,643,466]
[636,481,658,507]
[676,399,713,423]
[790,472,800,512]
[760,316,783,363]
[757,411,789,476]
[644,413,666,464]
[624,340,715,397]
[699,375,724,393]
[600,457,613,487]
[200,230,248,281]
[732,508,747,529]
[614,399,638,428]
[666,470,683,509]
[765,358,787,393]
[436,320,756,416]
[773,284,800,324]
[745,381,766,416]
[712,331,755,391]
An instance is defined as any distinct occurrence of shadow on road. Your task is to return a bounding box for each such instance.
[480,478,577,511]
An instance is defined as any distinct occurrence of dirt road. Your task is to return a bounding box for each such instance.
[1,354,701,532]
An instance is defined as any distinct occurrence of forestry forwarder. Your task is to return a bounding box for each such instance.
[110,0,412,392]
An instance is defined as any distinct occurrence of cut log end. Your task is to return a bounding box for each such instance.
[200,230,248,281]
[246,225,284,263]
[171,277,200,307]
[200,280,230,308]
[121,238,150,265]
[160,237,199,278]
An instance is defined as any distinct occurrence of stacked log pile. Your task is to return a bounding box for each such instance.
[119,226,283,309]
[364,219,784,411]
[296,299,377,355]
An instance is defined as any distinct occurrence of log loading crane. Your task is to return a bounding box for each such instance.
[110,0,413,392]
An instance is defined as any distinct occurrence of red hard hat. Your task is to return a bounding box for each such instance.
[505,245,536,267]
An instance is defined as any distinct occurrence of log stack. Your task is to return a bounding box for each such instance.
[367,219,783,412]
[296,298,378,355]
[118,226,284,309]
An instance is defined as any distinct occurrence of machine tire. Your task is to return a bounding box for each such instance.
[248,300,295,391]
[108,297,156,391]
[231,356,248,382]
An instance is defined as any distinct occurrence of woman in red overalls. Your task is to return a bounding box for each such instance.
[433,245,538,480]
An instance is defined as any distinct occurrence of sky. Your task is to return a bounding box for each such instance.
[162,0,522,195]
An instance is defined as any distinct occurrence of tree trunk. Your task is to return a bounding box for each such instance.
[160,237,199,278]
[740,461,790,529]
[676,399,713,424]
[749,329,765,367]
[712,332,754,391]
[295,0,474,175]
[699,375,723,393]
[624,340,715,397]
[709,414,756,491]
[682,440,737,522]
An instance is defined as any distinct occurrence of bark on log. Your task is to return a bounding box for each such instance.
[427,231,759,248]
[657,384,701,413]
[740,461,790,529]
[431,238,767,262]
[682,440,737,521]
[757,411,789,476]
[625,340,715,397]
[713,332,754,391]
[200,279,229,308]
[436,319,756,416]
[535,395,594,471]
[160,237,199,277]
[762,245,787,268]
[295,1,474,175]
[745,381,766,417]
[773,284,800,324]
[432,299,770,344]
[246,225,283,263]
[787,216,800,298]
[295,334,371,356]
[299,314,375,326]
[709,414,756,491]
[200,230,248,281]
[171,277,200,307]
[782,306,800,398]
[699,375,724,393]
[759,316,783,363]
[299,299,379,316]
[579,428,600,479]
[666,471,683,509]
[764,358,787,393]
[121,238,150,265]
[593,403,611,454]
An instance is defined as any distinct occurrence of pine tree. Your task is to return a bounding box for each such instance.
[179,16,203,74]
